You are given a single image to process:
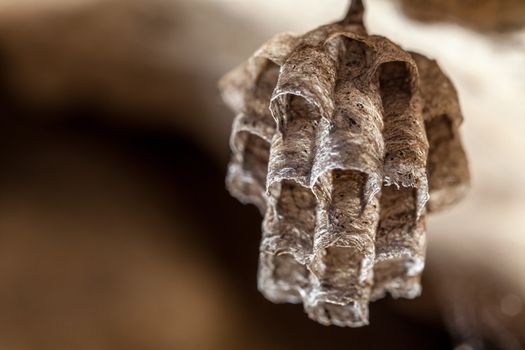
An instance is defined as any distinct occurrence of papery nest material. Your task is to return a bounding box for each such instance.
[219,0,469,327]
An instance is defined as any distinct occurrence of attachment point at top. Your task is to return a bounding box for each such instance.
[342,0,365,25]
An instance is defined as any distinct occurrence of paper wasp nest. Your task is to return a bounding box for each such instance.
[220,0,469,327]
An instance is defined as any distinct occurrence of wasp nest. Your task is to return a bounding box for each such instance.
[220,0,469,327]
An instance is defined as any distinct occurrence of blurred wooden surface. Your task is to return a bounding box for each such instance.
[0,0,523,348]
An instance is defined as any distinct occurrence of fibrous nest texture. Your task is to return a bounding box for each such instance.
[219,0,469,327]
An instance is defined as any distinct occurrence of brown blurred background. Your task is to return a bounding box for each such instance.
[0,0,524,349]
